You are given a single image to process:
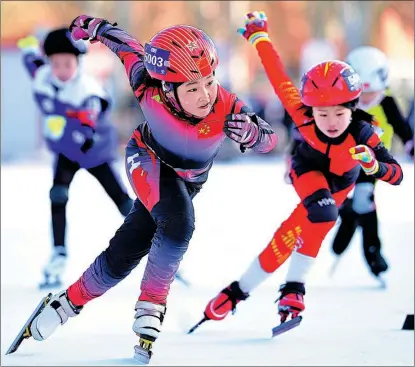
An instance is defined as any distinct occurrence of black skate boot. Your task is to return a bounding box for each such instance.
[366,248,388,287]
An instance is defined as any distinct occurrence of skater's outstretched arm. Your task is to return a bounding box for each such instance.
[17,35,46,78]
[236,12,319,147]
[69,15,147,100]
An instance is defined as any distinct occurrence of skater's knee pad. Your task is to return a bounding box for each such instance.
[50,185,69,205]
[303,189,338,223]
[352,182,375,214]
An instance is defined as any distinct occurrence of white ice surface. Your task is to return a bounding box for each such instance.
[1,158,414,366]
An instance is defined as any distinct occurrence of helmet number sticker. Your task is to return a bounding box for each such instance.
[144,43,170,76]
[341,67,361,92]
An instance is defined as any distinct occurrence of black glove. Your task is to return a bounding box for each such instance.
[80,125,95,154]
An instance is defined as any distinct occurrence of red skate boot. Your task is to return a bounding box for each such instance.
[188,281,249,334]
[272,282,305,337]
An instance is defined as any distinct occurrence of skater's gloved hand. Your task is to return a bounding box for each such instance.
[69,15,116,43]
[224,113,259,149]
[350,145,379,175]
[404,140,414,158]
[80,125,95,154]
[17,35,40,54]
[237,11,271,47]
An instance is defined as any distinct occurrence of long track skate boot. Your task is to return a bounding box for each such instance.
[6,290,82,354]
[132,301,167,364]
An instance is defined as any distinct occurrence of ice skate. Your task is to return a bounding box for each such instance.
[39,246,67,289]
[272,282,305,337]
[367,249,388,289]
[188,281,249,334]
[30,290,82,341]
[132,300,167,364]
[6,290,82,354]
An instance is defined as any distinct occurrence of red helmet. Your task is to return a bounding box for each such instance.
[144,25,219,83]
[300,60,362,107]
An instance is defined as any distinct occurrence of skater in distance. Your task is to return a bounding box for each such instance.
[17,28,133,289]
[330,45,414,284]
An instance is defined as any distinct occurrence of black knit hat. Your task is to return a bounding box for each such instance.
[43,27,87,57]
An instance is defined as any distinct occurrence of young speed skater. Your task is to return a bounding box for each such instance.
[17,28,133,289]
[191,11,404,336]
[330,46,414,284]
[7,16,277,363]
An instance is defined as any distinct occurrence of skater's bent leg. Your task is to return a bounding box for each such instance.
[239,171,342,293]
[239,174,354,291]
[282,185,352,283]
[351,178,387,274]
[50,154,80,250]
[50,184,69,250]
[139,170,195,304]
[331,198,359,255]
[360,208,388,275]
[360,209,382,259]
[67,199,156,306]
[41,155,80,287]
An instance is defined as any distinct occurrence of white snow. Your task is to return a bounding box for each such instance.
[1,157,414,366]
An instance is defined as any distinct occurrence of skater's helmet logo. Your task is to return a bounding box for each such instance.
[340,67,361,92]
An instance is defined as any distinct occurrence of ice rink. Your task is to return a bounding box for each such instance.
[1,157,414,366]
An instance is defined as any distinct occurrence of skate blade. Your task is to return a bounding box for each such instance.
[6,293,52,355]
[133,345,151,365]
[187,316,209,334]
[272,316,302,337]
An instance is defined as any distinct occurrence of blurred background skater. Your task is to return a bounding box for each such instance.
[330,46,414,286]
[17,28,133,289]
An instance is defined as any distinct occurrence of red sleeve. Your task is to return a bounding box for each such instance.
[254,40,317,146]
